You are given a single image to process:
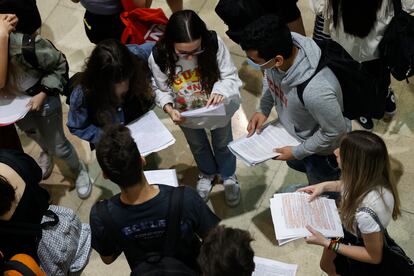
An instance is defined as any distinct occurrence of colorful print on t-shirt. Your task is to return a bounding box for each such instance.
[172,67,208,111]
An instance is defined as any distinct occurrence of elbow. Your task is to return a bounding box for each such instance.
[369,253,383,265]
[371,255,382,265]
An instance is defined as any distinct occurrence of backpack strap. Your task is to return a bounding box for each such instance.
[356,206,392,247]
[163,186,185,256]
[3,260,37,276]
[296,53,327,106]
[21,34,39,69]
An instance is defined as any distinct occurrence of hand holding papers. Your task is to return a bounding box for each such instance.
[181,103,226,118]
[253,257,298,276]
[228,122,300,166]
[127,111,175,156]
[0,95,31,126]
[144,169,178,187]
[270,193,343,246]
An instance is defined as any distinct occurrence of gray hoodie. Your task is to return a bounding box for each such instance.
[258,32,351,160]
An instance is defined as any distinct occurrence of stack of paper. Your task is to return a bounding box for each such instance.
[270,193,343,246]
[127,111,175,156]
[144,169,179,187]
[181,103,226,117]
[0,95,31,126]
[228,121,300,166]
[253,257,298,276]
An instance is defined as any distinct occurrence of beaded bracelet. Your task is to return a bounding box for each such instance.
[328,238,341,252]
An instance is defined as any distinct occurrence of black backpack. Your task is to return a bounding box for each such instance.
[97,186,198,276]
[379,0,414,82]
[297,39,384,120]
[21,34,71,103]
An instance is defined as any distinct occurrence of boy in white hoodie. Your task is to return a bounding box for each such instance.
[240,15,350,185]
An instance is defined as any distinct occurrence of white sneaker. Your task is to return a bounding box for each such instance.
[38,151,53,180]
[196,174,214,202]
[75,162,92,199]
[223,175,241,207]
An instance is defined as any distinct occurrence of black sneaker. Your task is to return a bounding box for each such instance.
[385,87,396,116]
[357,116,374,131]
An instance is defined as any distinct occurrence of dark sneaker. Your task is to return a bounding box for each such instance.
[357,116,374,131]
[385,87,396,116]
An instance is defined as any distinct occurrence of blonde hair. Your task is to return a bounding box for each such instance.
[339,130,401,231]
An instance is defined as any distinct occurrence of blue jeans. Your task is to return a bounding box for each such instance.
[180,122,236,180]
[287,154,340,185]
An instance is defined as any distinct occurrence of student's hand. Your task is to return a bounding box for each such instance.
[247,112,268,137]
[164,104,186,124]
[0,14,18,36]
[296,184,325,202]
[273,146,294,161]
[304,225,330,248]
[206,93,224,107]
[27,92,47,111]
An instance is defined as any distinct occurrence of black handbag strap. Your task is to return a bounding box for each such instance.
[97,186,185,257]
[3,260,37,276]
[356,207,391,246]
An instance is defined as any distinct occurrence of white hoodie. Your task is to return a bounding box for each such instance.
[148,36,241,130]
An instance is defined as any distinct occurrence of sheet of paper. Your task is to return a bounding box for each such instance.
[127,111,176,156]
[270,193,343,243]
[253,256,298,276]
[144,169,179,187]
[181,103,226,117]
[228,122,300,166]
[0,95,31,125]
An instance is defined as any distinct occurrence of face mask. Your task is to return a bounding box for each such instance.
[246,58,262,70]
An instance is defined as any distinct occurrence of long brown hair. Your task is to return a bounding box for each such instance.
[339,130,401,231]
[154,10,220,94]
[80,39,153,125]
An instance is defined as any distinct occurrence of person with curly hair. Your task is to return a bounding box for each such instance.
[149,10,242,206]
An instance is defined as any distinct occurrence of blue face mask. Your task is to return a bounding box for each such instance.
[246,58,262,70]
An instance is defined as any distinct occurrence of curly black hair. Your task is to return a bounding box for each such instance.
[240,15,293,60]
[198,225,255,276]
[154,10,220,94]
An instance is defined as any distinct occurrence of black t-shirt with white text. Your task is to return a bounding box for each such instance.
[90,185,220,270]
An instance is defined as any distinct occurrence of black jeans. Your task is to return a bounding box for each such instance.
[287,154,340,185]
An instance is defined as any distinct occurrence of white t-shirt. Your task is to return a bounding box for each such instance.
[353,187,394,235]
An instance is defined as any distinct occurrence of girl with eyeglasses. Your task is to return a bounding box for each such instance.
[149,10,242,206]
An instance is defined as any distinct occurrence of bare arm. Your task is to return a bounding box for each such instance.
[0,14,17,89]
[306,227,384,265]
[336,232,384,264]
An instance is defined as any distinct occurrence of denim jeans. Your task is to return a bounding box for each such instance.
[287,154,340,185]
[180,122,236,180]
[16,96,81,174]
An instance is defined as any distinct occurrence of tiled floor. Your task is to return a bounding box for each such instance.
[29,1,414,275]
